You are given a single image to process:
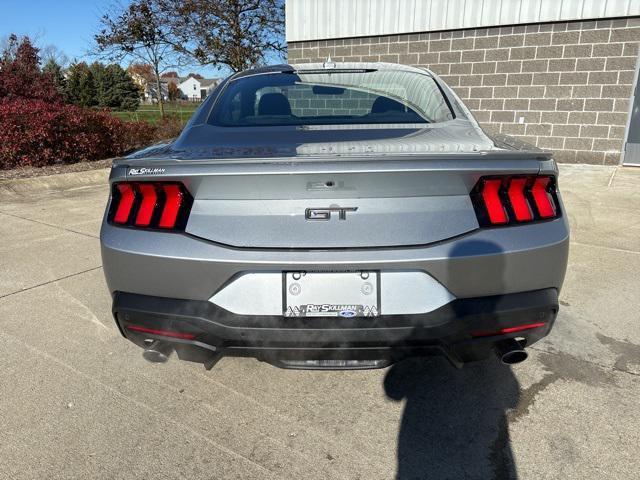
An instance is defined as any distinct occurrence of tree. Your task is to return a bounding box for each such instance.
[63,62,141,110]
[90,62,108,107]
[0,34,60,101]
[0,34,20,64]
[127,63,153,101]
[167,81,180,102]
[65,62,97,107]
[42,58,67,97]
[128,63,155,81]
[106,64,140,110]
[40,44,69,68]
[95,0,179,117]
[158,0,286,73]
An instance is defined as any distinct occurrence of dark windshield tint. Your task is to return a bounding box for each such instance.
[209,70,454,127]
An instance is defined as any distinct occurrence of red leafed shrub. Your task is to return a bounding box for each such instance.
[153,115,185,140]
[0,98,157,169]
[0,35,167,170]
[0,35,60,102]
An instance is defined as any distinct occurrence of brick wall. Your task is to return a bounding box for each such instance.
[287,18,640,165]
[285,85,378,116]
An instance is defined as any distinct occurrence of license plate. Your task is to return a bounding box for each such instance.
[284,272,379,317]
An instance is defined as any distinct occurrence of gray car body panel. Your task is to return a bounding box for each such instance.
[101,215,569,301]
[101,62,568,319]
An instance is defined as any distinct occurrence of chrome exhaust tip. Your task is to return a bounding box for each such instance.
[495,339,528,365]
[142,340,173,363]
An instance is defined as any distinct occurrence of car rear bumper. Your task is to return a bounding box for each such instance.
[101,215,570,302]
[113,288,558,369]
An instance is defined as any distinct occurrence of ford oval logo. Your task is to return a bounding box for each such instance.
[339,310,356,318]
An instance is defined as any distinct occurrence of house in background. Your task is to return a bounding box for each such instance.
[128,66,169,103]
[144,82,169,103]
[177,75,221,100]
[130,68,221,103]
[286,0,640,165]
[160,72,221,101]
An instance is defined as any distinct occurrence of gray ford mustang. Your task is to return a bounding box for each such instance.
[100,62,569,370]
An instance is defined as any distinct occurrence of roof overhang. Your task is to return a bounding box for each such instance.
[286,0,640,42]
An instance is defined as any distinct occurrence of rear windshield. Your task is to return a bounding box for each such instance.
[208,69,454,127]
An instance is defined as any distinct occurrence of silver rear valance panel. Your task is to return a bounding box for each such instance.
[209,270,455,316]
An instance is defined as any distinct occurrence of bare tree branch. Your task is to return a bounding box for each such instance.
[93,0,182,116]
[155,0,286,73]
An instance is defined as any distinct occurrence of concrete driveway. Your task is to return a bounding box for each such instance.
[1,164,639,480]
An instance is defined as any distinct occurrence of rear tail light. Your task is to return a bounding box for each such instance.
[507,177,533,222]
[471,175,560,227]
[113,183,136,224]
[158,184,184,228]
[108,182,193,231]
[134,183,158,226]
[531,177,556,218]
[481,179,508,225]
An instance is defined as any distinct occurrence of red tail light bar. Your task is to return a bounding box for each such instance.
[125,324,196,340]
[471,175,560,227]
[108,182,193,231]
[471,322,547,338]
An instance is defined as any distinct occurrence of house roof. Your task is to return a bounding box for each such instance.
[199,78,219,87]
[178,76,220,88]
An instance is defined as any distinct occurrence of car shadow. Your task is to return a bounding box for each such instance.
[383,238,520,479]
[384,357,519,480]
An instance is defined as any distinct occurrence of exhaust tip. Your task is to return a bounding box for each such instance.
[500,349,528,365]
[142,340,173,363]
[495,339,528,365]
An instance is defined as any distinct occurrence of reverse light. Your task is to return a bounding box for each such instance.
[471,175,560,227]
[108,182,193,231]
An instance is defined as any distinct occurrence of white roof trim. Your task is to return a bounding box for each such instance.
[286,0,640,42]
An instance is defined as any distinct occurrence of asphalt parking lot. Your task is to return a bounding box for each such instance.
[1,164,639,480]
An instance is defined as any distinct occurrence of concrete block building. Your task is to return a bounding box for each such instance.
[286,0,640,165]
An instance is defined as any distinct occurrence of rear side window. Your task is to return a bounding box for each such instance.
[209,69,454,127]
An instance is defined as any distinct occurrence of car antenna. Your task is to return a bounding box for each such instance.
[323,56,336,69]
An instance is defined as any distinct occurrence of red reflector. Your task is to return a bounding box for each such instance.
[114,183,136,224]
[471,322,547,338]
[507,178,533,222]
[500,322,547,334]
[125,325,195,340]
[481,179,508,224]
[135,184,158,226]
[531,177,556,218]
[159,185,184,229]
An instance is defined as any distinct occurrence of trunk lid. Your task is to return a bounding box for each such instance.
[128,157,543,249]
[121,125,547,249]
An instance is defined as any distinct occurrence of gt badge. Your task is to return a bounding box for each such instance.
[305,207,358,220]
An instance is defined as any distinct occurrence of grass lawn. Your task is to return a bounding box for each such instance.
[112,103,201,124]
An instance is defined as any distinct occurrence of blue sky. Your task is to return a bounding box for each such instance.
[0,0,224,77]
